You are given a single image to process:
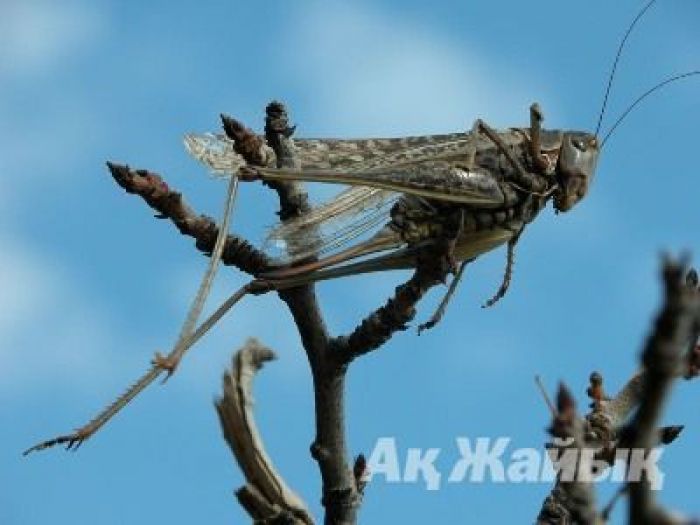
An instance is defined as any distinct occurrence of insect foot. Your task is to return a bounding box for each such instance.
[24,426,92,455]
[152,351,180,381]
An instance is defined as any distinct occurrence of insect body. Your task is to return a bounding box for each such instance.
[185,106,599,290]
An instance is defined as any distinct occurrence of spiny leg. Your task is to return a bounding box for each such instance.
[481,230,522,309]
[23,280,262,454]
[417,259,471,334]
[23,366,163,454]
[25,172,242,453]
[153,173,239,378]
[413,206,468,333]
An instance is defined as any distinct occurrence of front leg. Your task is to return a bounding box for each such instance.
[436,207,465,275]
[476,119,548,195]
[23,280,265,454]
[529,103,550,173]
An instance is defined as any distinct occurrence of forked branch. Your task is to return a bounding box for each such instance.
[107,162,270,275]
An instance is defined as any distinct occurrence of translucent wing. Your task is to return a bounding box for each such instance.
[184,128,527,263]
[263,132,519,262]
[264,186,399,263]
[184,133,246,176]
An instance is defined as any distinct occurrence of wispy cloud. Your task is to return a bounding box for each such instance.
[0,0,104,77]
[0,1,107,211]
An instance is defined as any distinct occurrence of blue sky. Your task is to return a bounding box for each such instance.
[2,1,699,523]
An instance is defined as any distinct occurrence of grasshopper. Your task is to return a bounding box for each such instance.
[25,0,699,454]
[185,104,597,304]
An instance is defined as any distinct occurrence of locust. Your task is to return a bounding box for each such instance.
[25,0,699,454]
[185,104,596,309]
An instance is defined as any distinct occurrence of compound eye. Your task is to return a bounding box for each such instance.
[572,138,586,151]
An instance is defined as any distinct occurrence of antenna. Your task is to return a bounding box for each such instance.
[601,71,700,148]
[595,0,657,137]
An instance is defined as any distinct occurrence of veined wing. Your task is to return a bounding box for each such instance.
[256,128,525,208]
[263,158,507,263]
[262,135,515,262]
[263,136,476,262]
[258,161,506,206]
[182,134,410,263]
[184,133,247,177]
[183,131,473,175]
[184,128,525,262]
[264,186,399,263]
[184,129,527,174]
[293,128,527,168]
[182,133,403,263]
[262,135,476,262]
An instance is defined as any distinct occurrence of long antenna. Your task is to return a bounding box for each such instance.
[595,0,657,137]
[601,71,700,148]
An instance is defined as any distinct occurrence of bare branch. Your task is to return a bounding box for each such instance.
[260,102,361,525]
[107,162,270,275]
[537,384,599,525]
[215,338,314,525]
[263,101,310,221]
[536,261,700,524]
[626,258,700,525]
[219,102,310,221]
[336,244,452,362]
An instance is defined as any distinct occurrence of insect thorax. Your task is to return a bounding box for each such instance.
[389,138,553,245]
[389,193,546,245]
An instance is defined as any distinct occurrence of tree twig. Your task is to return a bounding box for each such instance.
[107,162,270,275]
[537,384,599,525]
[336,244,452,362]
[259,102,361,525]
[627,258,700,525]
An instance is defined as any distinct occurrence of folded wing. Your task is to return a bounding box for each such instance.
[184,129,524,263]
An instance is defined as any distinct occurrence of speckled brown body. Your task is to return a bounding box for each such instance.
[186,111,600,277]
[376,132,554,246]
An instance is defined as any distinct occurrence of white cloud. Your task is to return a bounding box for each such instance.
[0,1,104,76]
[0,1,106,202]
[285,1,557,135]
